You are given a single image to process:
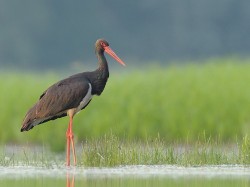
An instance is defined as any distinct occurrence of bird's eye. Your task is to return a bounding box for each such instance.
[101,42,106,47]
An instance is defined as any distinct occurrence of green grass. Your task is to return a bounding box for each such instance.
[1,58,250,151]
[80,133,250,167]
[1,133,250,167]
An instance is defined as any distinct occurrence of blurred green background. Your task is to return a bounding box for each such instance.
[1,1,250,151]
[1,60,250,151]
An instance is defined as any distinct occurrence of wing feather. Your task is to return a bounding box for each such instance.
[21,76,90,131]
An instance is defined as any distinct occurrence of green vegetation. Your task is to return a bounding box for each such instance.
[1,59,250,152]
[81,133,250,167]
[1,133,250,167]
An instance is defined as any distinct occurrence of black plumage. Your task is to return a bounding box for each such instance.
[20,39,125,166]
[21,39,124,131]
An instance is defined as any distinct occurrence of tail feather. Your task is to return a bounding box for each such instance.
[20,123,34,132]
[20,117,38,131]
[20,105,38,132]
[21,104,67,132]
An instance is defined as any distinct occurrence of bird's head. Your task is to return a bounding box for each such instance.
[95,39,126,66]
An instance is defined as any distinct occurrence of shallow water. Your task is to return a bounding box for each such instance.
[1,165,250,179]
[0,165,250,187]
[1,145,249,186]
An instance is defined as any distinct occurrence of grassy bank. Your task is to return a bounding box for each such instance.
[1,133,250,167]
[80,133,250,167]
[1,59,250,151]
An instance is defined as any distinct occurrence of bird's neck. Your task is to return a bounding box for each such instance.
[95,50,109,80]
[90,51,109,95]
[96,51,109,75]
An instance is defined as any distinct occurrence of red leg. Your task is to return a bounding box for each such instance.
[71,135,77,166]
[66,111,77,166]
[66,122,71,166]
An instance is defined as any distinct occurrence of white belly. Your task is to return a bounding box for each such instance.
[75,83,93,114]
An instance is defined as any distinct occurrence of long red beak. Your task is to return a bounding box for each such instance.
[104,46,126,66]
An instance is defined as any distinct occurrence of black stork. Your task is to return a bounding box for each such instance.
[20,39,126,166]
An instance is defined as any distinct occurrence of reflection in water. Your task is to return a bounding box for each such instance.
[0,165,249,186]
[0,165,250,187]
[66,171,75,187]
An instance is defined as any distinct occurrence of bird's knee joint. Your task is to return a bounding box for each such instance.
[66,132,74,138]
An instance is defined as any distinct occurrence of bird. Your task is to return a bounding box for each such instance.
[20,39,126,166]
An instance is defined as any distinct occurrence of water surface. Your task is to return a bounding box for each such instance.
[0,165,249,187]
